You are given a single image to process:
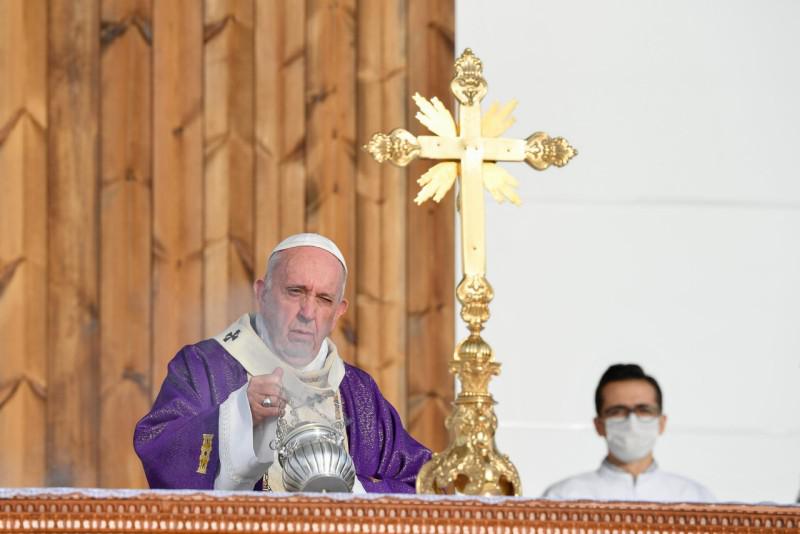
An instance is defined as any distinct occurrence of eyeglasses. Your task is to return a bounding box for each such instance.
[601,404,661,420]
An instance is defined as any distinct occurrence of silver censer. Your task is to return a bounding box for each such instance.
[276,421,356,492]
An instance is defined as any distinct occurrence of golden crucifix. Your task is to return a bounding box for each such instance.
[365,48,576,496]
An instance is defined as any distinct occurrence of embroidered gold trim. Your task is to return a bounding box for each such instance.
[196,434,213,474]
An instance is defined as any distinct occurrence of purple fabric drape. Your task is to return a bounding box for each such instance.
[134,339,431,493]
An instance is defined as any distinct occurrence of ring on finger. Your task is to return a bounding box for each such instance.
[261,396,273,408]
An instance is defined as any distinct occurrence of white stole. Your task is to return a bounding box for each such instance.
[213,313,348,491]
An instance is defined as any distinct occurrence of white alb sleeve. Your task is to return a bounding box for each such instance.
[214,383,278,490]
[352,476,366,494]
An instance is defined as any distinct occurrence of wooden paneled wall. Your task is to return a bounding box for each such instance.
[0,0,455,488]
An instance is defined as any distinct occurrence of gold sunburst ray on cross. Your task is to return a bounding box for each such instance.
[413,93,523,206]
[364,48,577,497]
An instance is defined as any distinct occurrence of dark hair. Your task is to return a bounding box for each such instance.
[594,363,662,415]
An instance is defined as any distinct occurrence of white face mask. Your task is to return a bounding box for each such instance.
[604,414,660,463]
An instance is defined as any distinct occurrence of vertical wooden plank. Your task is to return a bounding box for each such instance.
[306,0,358,361]
[356,0,409,417]
[204,0,255,335]
[99,0,152,488]
[406,0,455,451]
[46,0,100,486]
[254,0,306,270]
[152,0,204,390]
[0,0,48,487]
[275,0,307,244]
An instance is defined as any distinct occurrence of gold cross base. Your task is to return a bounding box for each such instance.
[416,275,522,496]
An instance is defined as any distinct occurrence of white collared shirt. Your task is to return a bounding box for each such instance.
[543,459,715,502]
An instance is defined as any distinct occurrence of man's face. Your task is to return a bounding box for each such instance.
[594,379,667,436]
[254,247,348,367]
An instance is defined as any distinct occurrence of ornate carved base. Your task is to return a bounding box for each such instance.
[416,396,521,495]
[416,275,521,496]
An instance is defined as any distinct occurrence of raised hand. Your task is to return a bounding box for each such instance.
[247,367,288,426]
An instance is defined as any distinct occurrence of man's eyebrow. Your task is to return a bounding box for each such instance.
[285,284,335,298]
[286,284,310,291]
[603,403,657,411]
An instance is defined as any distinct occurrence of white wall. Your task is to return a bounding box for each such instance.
[455,0,800,503]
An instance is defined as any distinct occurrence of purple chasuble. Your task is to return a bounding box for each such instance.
[134,339,431,493]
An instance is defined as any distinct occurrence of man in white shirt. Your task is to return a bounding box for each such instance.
[543,364,714,502]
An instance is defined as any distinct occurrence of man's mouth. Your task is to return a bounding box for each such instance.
[289,329,314,338]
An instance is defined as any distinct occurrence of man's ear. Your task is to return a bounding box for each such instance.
[253,279,265,300]
[594,416,606,437]
[658,414,668,435]
[334,298,349,322]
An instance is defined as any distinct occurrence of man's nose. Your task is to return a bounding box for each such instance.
[298,295,317,320]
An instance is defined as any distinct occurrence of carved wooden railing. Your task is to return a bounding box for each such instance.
[1,490,798,533]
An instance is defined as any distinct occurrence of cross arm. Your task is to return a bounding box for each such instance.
[416,136,529,161]
[364,129,577,169]
[482,134,577,168]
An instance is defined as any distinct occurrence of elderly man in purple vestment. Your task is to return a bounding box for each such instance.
[134,233,431,493]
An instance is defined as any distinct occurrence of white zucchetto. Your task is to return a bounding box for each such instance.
[269,233,347,274]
